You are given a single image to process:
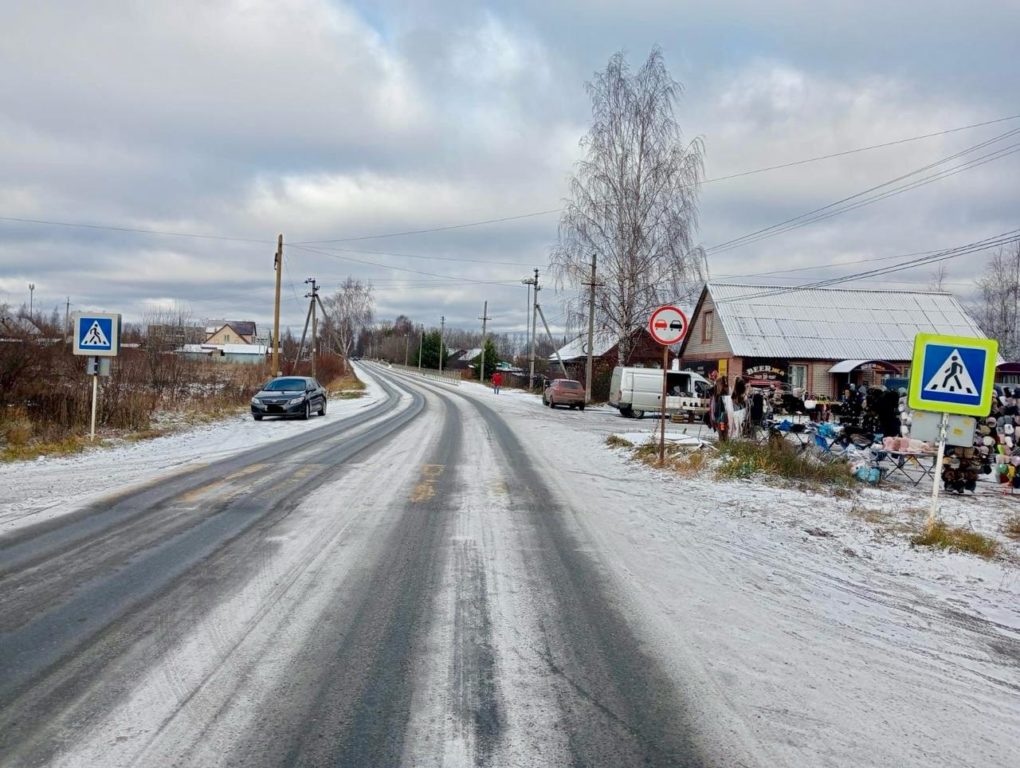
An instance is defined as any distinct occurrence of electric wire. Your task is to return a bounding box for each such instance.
[715,228,1020,303]
[706,127,1020,255]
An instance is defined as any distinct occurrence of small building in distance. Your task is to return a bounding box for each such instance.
[678,283,993,398]
[205,321,257,346]
[549,327,672,400]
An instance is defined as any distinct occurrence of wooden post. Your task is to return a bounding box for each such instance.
[272,234,283,377]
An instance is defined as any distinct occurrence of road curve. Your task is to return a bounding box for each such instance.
[0,364,706,767]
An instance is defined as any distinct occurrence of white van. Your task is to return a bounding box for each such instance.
[608,366,712,419]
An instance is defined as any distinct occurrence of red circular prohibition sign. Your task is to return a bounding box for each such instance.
[648,305,689,346]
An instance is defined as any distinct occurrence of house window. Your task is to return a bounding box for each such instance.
[789,364,807,392]
[702,311,714,343]
[224,333,231,342]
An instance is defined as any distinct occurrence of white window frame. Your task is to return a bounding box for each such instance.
[789,364,807,391]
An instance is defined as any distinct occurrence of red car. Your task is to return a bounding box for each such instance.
[543,378,586,410]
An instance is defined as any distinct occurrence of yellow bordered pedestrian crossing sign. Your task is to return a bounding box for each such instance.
[908,333,998,417]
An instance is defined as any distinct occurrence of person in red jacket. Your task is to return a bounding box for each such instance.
[491,371,503,394]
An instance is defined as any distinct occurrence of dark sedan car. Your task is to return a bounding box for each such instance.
[250,376,327,421]
[543,378,586,410]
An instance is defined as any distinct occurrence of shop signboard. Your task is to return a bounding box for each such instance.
[742,359,788,383]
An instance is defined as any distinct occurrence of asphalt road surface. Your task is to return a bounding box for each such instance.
[0,365,706,767]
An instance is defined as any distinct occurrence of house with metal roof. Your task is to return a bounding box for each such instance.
[679,283,993,398]
[548,328,670,399]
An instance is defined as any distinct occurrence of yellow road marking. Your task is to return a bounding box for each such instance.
[410,464,444,503]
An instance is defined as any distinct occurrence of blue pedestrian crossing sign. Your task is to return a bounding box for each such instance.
[73,313,121,357]
[908,333,998,417]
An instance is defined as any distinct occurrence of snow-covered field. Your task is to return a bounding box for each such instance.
[0,375,383,536]
[456,380,1020,767]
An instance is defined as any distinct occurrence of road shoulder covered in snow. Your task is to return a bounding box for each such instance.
[455,380,1020,767]
[0,368,384,537]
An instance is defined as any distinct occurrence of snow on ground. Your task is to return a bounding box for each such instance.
[454,379,1020,767]
[0,368,384,537]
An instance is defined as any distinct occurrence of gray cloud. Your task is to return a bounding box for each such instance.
[1,0,1016,336]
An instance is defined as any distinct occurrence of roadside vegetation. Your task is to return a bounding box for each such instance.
[624,436,854,491]
[912,521,1000,559]
[0,318,357,461]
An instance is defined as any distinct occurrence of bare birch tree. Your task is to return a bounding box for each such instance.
[322,277,374,360]
[975,242,1020,359]
[551,48,705,361]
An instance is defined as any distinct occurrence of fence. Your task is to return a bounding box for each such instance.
[387,363,462,385]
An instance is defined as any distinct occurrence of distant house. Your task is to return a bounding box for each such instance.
[549,328,670,399]
[146,323,205,349]
[179,343,268,365]
[445,348,483,371]
[205,321,257,345]
[678,283,995,398]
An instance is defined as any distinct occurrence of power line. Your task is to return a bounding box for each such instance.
[289,242,538,267]
[0,215,269,244]
[701,113,1020,185]
[706,127,1020,255]
[715,228,1020,303]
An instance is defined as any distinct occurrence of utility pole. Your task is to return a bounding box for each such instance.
[64,297,70,340]
[404,334,410,366]
[536,302,568,378]
[28,283,35,318]
[272,234,283,377]
[294,278,318,376]
[522,269,539,389]
[581,253,603,403]
[478,301,491,382]
[530,269,539,389]
[439,315,445,373]
[418,327,424,371]
[306,278,318,378]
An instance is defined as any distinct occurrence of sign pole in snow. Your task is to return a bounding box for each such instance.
[907,332,997,527]
[928,412,948,527]
[90,367,99,442]
[72,313,121,442]
[659,345,669,463]
[648,305,690,465]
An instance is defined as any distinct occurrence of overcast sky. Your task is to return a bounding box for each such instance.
[1,0,1017,338]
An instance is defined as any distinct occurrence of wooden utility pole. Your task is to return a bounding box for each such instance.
[418,327,423,371]
[478,301,490,381]
[537,302,568,378]
[309,278,318,378]
[581,253,602,403]
[272,234,283,377]
[526,269,539,388]
[439,315,445,372]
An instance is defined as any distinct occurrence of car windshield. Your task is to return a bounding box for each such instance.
[262,378,307,392]
[558,380,583,390]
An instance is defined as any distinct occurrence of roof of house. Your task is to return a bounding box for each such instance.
[207,321,257,337]
[453,348,483,362]
[0,315,43,336]
[693,283,990,361]
[550,331,619,362]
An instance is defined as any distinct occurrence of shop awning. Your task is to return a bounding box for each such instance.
[828,359,902,374]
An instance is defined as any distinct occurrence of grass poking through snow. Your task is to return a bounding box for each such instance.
[912,521,1000,559]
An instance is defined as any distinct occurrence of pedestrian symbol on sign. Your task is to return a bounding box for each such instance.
[923,348,977,396]
[82,320,110,348]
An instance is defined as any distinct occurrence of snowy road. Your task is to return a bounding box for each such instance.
[0,365,704,767]
[1,363,1018,767]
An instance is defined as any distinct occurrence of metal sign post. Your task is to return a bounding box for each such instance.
[72,313,121,441]
[928,412,949,527]
[648,305,690,465]
[907,333,997,527]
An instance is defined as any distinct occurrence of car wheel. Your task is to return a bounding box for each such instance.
[253,414,263,421]
[579,403,585,411]
[633,409,644,419]
[319,399,327,416]
[619,406,633,418]
[302,402,311,420]
[548,397,555,408]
